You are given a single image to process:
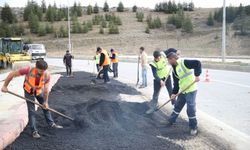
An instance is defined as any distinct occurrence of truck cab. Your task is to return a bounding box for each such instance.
[0,37,31,69]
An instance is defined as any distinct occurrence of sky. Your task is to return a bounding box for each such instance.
[0,0,250,8]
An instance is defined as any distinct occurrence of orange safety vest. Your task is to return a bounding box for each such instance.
[101,50,110,66]
[23,68,48,95]
[111,52,119,63]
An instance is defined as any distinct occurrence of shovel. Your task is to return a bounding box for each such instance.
[136,56,140,86]
[146,81,196,115]
[7,91,74,121]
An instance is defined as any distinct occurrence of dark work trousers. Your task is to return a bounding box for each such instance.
[96,64,100,72]
[25,91,54,132]
[150,76,172,108]
[112,63,118,77]
[103,65,110,83]
[168,90,198,129]
[66,64,72,76]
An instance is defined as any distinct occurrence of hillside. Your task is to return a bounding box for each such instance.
[1,6,250,57]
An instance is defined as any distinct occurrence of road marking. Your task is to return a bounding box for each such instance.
[212,79,250,88]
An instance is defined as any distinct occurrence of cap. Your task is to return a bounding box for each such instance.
[153,50,161,58]
[164,48,177,57]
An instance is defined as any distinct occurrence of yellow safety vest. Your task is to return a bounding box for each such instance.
[150,57,170,79]
[95,54,100,64]
[175,59,197,93]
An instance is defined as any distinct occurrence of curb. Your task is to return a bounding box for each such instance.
[0,74,61,150]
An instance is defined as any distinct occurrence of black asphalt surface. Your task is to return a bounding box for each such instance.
[5,72,229,150]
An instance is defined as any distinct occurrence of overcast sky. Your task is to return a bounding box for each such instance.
[0,0,250,8]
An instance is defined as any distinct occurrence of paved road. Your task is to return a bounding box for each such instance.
[3,58,249,136]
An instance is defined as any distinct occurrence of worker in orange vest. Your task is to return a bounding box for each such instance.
[1,60,63,139]
[97,47,111,83]
[110,49,119,78]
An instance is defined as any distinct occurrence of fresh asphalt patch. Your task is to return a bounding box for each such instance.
[6,71,231,150]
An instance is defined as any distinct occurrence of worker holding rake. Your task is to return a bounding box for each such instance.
[1,60,63,139]
[146,50,173,114]
[166,50,202,136]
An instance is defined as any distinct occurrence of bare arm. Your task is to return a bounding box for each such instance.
[43,82,50,103]
[1,71,21,92]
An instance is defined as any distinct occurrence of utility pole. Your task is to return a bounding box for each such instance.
[222,0,226,62]
[67,0,71,53]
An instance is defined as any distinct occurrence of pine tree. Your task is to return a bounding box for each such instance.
[93,3,99,14]
[103,1,109,12]
[182,16,193,33]
[41,0,46,13]
[28,12,40,34]
[87,5,93,15]
[23,0,43,21]
[133,5,137,12]
[1,3,16,24]
[117,2,124,12]
[207,12,214,26]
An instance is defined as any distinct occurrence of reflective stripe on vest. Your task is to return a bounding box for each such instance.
[175,59,197,93]
[150,57,169,79]
[95,54,100,64]
[24,68,47,95]
[101,50,110,66]
[111,52,119,63]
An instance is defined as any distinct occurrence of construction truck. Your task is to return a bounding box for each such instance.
[0,37,32,69]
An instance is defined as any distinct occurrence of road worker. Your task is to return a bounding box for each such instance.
[1,60,63,138]
[110,49,119,78]
[165,50,201,136]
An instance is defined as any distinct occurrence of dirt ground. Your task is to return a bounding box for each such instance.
[6,71,232,150]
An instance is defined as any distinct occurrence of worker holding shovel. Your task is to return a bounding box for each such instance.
[166,51,201,136]
[1,60,63,139]
[146,50,173,114]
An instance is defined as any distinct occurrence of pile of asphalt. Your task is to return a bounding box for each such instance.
[6,72,230,150]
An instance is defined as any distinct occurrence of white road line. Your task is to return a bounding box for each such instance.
[212,79,250,88]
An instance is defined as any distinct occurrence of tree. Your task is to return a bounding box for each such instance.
[109,23,119,34]
[87,21,93,30]
[133,5,137,12]
[145,26,150,34]
[0,22,13,37]
[93,3,99,14]
[41,0,46,13]
[1,3,16,24]
[99,26,104,34]
[188,2,195,11]
[56,25,68,38]
[87,5,93,15]
[117,2,124,12]
[46,5,56,22]
[71,2,82,17]
[23,0,43,21]
[207,12,214,26]
[28,12,40,34]
[136,12,144,22]
[103,1,109,12]
[38,24,47,36]
[182,16,193,33]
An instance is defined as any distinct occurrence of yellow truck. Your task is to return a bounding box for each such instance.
[0,37,31,69]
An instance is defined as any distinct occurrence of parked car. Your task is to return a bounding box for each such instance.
[27,44,46,60]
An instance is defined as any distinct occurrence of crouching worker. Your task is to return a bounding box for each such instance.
[146,51,172,114]
[1,60,63,139]
[166,51,201,136]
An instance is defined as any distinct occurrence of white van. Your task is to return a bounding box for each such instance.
[27,44,46,60]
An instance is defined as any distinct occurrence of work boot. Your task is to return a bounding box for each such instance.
[51,123,63,129]
[145,107,155,114]
[32,131,41,139]
[190,128,198,136]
